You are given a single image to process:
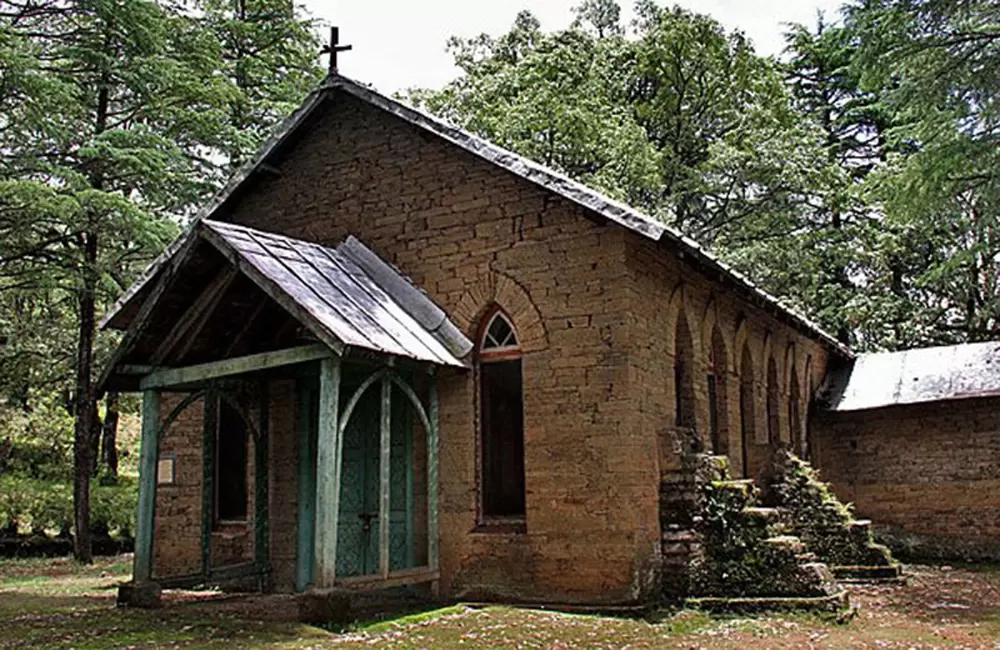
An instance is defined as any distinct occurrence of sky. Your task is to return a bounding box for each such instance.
[303,0,847,95]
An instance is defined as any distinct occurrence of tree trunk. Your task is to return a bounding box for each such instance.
[72,230,98,564]
[101,391,120,482]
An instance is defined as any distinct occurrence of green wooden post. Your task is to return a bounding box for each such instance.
[201,390,218,580]
[427,374,439,574]
[378,375,392,578]
[314,356,342,588]
[134,390,160,583]
[254,381,270,589]
[295,383,316,591]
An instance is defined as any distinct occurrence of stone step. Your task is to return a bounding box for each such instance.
[762,535,807,554]
[833,564,904,582]
[743,507,782,522]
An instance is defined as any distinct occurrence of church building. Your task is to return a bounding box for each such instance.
[99,73,1000,608]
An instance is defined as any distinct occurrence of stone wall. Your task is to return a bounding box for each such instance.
[623,234,833,482]
[814,397,1000,560]
[220,93,660,604]
[149,88,846,602]
[153,392,205,579]
[268,380,299,592]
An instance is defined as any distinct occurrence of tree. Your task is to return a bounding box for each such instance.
[0,0,323,561]
[847,0,1000,345]
[775,16,891,345]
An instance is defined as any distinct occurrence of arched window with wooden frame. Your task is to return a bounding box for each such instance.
[477,307,526,522]
[707,326,729,455]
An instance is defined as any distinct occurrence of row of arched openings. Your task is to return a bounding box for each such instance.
[673,307,810,477]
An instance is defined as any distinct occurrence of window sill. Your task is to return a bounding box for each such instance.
[213,520,249,535]
[471,519,526,535]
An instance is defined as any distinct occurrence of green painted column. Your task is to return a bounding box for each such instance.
[200,390,217,580]
[295,383,316,591]
[378,375,392,578]
[134,389,160,583]
[254,381,270,588]
[427,374,439,574]
[314,356,342,588]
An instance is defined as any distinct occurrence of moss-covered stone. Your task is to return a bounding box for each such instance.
[686,454,842,600]
[767,450,899,572]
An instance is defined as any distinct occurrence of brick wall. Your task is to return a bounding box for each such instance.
[149,89,844,602]
[153,392,204,578]
[813,397,1000,560]
[220,93,659,604]
[268,380,299,592]
[623,235,832,482]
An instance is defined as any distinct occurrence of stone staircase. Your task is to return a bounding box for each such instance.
[765,450,902,583]
[660,454,845,610]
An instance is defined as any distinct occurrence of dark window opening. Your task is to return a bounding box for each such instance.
[674,312,696,431]
[789,365,801,455]
[707,374,719,449]
[216,399,248,522]
[708,326,728,455]
[739,343,755,478]
[479,309,526,521]
[766,357,779,445]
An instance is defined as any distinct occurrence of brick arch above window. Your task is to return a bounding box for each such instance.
[700,297,732,375]
[733,316,758,380]
[454,270,548,353]
[665,283,702,362]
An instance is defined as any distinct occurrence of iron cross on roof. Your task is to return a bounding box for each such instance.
[322,27,352,74]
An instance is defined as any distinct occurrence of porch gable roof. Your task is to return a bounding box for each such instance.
[108,220,472,377]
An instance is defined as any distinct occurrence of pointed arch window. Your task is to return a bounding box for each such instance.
[216,397,249,522]
[478,308,526,521]
[707,327,729,455]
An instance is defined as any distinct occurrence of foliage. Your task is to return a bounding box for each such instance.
[845,0,1000,346]
[689,458,835,598]
[0,476,137,539]
[0,0,322,559]
[768,450,896,567]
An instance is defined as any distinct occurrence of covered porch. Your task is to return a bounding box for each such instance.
[100,220,471,606]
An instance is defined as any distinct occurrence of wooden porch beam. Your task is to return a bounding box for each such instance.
[134,390,160,583]
[151,267,238,365]
[378,375,392,579]
[139,344,334,390]
[314,356,343,588]
[428,374,439,576]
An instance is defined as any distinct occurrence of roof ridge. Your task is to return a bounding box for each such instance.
[101,72,852,358]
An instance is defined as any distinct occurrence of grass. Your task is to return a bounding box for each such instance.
[1,556,999,648]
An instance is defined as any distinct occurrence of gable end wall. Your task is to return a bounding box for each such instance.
[218,93,661,604]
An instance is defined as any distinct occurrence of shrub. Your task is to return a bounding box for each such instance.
[0,475,137,540]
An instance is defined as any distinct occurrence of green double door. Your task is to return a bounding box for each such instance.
[335,379,413,577]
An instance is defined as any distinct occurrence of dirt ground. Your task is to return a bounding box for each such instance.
[0,555,997,649]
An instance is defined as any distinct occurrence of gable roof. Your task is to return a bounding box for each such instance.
[101,74,851,358]
[823,341,1000,411]
[102,220,472,387]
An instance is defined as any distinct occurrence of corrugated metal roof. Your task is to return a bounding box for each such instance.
[198,220,472,367]
[825,341,1000,411]
[100,73,851,358]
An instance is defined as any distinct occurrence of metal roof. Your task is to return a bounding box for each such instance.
[100,74,851,357]
[200,220,472,367]
[824,341,1000,411]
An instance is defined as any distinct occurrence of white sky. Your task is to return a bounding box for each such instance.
[303,0,847,95]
